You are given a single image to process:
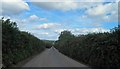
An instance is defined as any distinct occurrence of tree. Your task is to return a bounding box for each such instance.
[1,18,51,68]
[55,27,120,68]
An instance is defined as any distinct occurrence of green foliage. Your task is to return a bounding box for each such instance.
[55,31,75,56]
[43,40,54,48]
[55,27,120,68]
[1,18,47,67]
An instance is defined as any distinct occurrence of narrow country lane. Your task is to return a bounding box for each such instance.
[23,47,89,67]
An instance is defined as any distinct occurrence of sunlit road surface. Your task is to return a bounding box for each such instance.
[23,47,89,67]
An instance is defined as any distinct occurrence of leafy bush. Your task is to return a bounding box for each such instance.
[55,26,120,68]
[1,18,49,67]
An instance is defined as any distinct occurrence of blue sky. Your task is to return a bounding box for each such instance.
[1,0,118,40]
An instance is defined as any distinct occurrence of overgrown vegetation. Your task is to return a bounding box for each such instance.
[43,40,54,48]
[1,17,120,68]
[55,26,120,68]
[1,18,52,67]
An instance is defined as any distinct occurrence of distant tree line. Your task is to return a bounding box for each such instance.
[43,40,54,48]
[1,18,52,67]
[55,26,120,68]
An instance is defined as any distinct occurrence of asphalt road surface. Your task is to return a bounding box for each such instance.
[23,46,89,67]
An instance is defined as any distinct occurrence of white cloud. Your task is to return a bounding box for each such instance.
[80,15,87,19]
[35,23,61,29]
[39,32,49,35]
[54,29,66,34]
[87,4,106,16]
[33,32,58,40]
[29,15,47,22]
[32,0,78,11]
[54,28,109,35]
[1,0,119,15]
[1,0,30,15]
[80,2,118,23]
[31,0,119,12]
[1,1,118,40]
[32,2,102,12]
[0,15,11,20]
[30,0,119,2]
[72,28,109,35]
[29,15,39,20]
[86,3,117,16]
[0,14,49,32]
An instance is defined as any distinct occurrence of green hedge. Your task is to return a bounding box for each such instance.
[1,18,49,67]
[55,26,120,68]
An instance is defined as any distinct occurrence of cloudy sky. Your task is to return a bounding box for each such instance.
[1,0,119,40]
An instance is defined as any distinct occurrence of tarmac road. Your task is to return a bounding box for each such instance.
[23,46,89,67]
